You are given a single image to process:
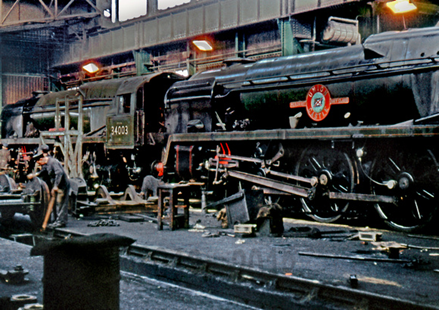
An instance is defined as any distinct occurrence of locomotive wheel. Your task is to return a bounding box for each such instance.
[295,147,355,222]
[371,148,439,232]
[27,178,51,229]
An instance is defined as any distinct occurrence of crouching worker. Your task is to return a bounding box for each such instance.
[28,147,70,228]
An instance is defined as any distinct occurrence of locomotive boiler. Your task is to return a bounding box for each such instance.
[2,26,439,232]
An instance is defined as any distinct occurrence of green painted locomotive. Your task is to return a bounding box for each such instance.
[3,26,439,232]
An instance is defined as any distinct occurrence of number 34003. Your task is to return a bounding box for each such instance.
[111,125,128,135]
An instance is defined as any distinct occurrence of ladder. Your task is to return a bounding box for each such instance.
[39,94,84,179]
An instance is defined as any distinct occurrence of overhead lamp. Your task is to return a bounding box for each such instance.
[192,40,213,52]
[386,0,417,14]
[82,62,100,74]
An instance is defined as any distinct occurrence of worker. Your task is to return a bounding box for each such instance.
[39,144,51,156]
[140,175,163,200]
[0,143,12,171]
[28,147,70,228]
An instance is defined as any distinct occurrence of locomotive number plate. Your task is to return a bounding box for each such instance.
[106,115,134,149]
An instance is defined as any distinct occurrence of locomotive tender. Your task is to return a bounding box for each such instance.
[3,26,439,232]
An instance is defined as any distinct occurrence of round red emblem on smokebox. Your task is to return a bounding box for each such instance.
[306,84,331,122]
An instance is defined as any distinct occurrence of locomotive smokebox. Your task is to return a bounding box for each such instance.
[31,234,135,310]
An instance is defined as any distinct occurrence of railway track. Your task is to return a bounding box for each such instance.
[51,229,439,310]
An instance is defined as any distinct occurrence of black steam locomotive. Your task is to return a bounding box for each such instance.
[3,26,439,232]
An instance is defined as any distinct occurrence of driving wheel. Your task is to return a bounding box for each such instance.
[295,146,355,222]
[371,147,439,232]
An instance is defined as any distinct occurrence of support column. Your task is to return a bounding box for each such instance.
[278,18,294,56]
[133,49,152,76]
[278,17,304,57]
[0,36,3,135]
[187,41,195,76]
[235,31,245,58]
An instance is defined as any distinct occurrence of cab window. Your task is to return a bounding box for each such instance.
[118,94,131,114]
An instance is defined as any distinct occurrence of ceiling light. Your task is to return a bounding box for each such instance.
[386,0,417,14]
[82,62,100,74]
[192,40,213,51]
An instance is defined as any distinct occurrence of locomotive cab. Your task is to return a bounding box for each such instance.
[106,72,185,149]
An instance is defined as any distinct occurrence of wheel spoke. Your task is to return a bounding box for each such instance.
[413,199,422,220]
[331,203,340,212]
[337,184,348,192]
[387,157,401,174]
[420,189,435,199]
[309,156,321,171]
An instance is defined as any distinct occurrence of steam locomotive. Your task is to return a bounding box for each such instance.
[3,26,439,232]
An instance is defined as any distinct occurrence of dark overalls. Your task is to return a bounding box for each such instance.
[38,157,70,225]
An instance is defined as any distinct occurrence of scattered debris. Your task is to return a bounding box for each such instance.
[219,231,236,238]
[0,265,29,284]
[371,241,406,249]
[234,224,257,237]
[283,227,321,238]
[401,244,439,251]
[402,258,430,269]
[235,239,245,244]
[349,231,382,242]
[216,208,228,228]
[188,223,206,233]
[117,214,145,222]
[256,203,284,236]
[193,223,206,230]
[272,243,292,247]
[202,232,220,238]
[371,241,407,259]
[348,274,358,288]
[87,219,120,227]
[283,227,356,239]
[188,228,205,233]
[298,252,412,263]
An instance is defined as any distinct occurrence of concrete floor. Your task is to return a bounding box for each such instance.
[1,210,439,309]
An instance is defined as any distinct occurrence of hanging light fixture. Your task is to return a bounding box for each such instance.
[82,62,100,74]
[192,40,214,52]
[386,0,417,14]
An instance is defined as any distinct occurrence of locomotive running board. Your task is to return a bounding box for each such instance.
[226,170,314,199]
